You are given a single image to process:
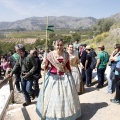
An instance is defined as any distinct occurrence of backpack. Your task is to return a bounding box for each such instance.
[90,54,97,69]
[88,53,97,69]
[102,51,109,65]
[9,56,17,68]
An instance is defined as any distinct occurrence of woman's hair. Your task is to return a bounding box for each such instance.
[75,39,79,42]
[67,43,73,47]
[55,38,63,43]
[112,44,120,56]
[3,57,7,61]
[115,44,120,50]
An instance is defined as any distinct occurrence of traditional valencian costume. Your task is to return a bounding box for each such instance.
[69,51,83,93]
[36,51,81,120]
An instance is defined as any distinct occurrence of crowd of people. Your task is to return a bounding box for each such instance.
[0,39,120,120]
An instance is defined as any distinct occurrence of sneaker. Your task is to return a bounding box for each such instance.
[17,90,21,93]
[106,91,112,94]
[78,92,81,95]
[31,94,35,100]
[96,85,103,89]
[23,101,31,107]
[110,99,120,105]
[87,84,91,87]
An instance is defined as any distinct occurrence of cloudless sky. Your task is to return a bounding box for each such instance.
[0,0,120,22]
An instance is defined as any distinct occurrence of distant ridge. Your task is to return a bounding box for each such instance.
[0,12,120,30]
[0,16,97,30]
[109,12,120,22]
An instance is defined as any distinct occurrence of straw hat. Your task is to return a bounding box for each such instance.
[98,45,104,49]
[86,45,91,50]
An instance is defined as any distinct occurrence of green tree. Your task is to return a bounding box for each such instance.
[0,42,16,55]
[95,18,114,34]
[72,33,81,42]
[49,33,56,39]
[62,36,72,44]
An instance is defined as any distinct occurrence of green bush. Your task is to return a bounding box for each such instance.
[94,32,109,43]
[94,35,103,43]
[101,32,109,38]
[0,42,16,55]
[81,35,88,40]
[90,43,97,49]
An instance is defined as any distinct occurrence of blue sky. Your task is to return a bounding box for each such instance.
[0,0,120,22]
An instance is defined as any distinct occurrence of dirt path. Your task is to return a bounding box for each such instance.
[38,75,120,120]
[79,84,119,120]
[7,73,120,120]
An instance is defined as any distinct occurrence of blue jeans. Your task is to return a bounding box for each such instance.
[14,74,21,91]
[107,64,116,93]
[21,78,35,102]
[97,68,106,86]
[85,67,92,85]
[114,75,120,100]
[82,69,86,82]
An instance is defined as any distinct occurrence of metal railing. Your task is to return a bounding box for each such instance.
[0,76,14,120]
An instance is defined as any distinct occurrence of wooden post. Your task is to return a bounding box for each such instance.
[0,76,15,119]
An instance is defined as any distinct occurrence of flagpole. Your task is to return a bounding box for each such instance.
[42,16,48,120]
[46,16,48,50]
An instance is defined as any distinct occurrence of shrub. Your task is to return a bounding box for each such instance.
[94,35,103,43]
[90,43,97,49]
[94,32,109,43]
[101,32,109,38]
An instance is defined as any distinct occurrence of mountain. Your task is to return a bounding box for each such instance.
[0,16,97,30]
[109,12,120,22]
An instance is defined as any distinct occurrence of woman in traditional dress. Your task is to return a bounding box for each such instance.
[67,43,84,95]
[36,39,81,120]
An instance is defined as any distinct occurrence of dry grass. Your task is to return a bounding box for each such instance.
[85,28,120,54]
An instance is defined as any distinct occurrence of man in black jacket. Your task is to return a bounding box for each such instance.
[9,44,38,106]
[30,50,41,97]
[85,45,92,87]
[80,44,87,82]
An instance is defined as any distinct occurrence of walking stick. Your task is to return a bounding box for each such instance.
[42,16,48,120]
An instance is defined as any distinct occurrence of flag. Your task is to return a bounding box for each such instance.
[46,25,54,32]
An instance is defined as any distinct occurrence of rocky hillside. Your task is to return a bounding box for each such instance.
[0,12,120,31]
[0,16,97,30]
[109,12,120,22]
